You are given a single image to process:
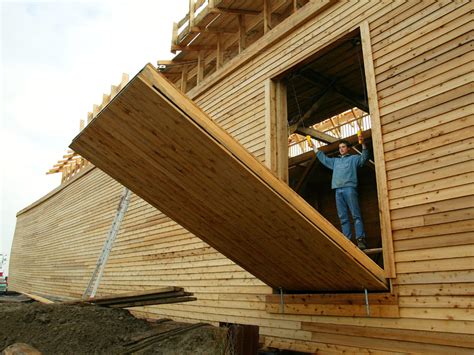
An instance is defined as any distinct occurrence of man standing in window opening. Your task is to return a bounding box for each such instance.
[312,138,368,250]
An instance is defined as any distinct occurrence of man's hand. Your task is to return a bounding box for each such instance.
[311,138,318,152]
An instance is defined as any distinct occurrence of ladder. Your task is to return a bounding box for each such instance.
[82,187,132,299]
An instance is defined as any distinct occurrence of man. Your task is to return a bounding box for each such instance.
[312,138,368,249]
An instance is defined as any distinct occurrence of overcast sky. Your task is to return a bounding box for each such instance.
[0,0,188,273]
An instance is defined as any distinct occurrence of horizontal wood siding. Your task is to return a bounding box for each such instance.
[9,1,473,353]
[373,0,473,341]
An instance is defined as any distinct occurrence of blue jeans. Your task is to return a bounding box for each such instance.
[335,187,366,241]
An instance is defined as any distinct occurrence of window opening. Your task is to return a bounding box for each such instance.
[283,29,384,269]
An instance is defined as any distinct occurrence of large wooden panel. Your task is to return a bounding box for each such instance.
[70,64,386,292]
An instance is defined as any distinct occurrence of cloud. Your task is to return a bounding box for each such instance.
[0,0,189,273]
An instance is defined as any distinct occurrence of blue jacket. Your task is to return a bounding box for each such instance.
[316,149,368,189]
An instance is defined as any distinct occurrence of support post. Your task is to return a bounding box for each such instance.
[180,64,189,92]
[265,79,288,183]
[188,0,195,27]
[360,21,395,279]
[197,51,204,84]
[263,0,272,34]
[216,34,224,69]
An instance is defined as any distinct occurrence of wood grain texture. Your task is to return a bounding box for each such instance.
[70,64,386,292]
[8,1,474,353]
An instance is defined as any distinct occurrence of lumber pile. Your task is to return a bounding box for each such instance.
[76,287,196,308]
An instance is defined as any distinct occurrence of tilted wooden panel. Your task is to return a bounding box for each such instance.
[70,64,386,292]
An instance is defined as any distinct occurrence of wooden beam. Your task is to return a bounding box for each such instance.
[360,21,395,279]
[266,293,399,318]
[238,14,246,53]
[188,0,195,27]
[265,80,289,177]
[157,60,197,67]
[216,34,224,69]
[302,322,474,350]
[296,126,337,144]
[171,22,178,54]
[288,86,333,132]
[276,81,289,183]
[197,51,204,84]
[180,64,189,92]
[171,44,216,52]
[300,68,369,112]
[190,26,237,34]
[22,292,54,304]
[263,0,272,34]
[210,7,260,16]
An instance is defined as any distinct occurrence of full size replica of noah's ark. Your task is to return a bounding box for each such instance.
[9,0,473,353]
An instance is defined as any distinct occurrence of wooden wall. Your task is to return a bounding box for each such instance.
[9,0,473,353]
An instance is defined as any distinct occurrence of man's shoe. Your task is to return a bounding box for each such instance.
[357,239,367,250]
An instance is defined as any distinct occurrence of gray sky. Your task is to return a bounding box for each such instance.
[0,0,188,274]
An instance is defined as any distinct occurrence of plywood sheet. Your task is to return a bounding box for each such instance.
[71,64,387,291]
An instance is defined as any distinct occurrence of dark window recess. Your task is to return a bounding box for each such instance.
[281,28,384,269]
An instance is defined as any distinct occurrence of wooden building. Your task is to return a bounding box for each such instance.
[9,0,473,352]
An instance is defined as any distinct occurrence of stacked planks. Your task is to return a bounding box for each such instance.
[73,287,195,308]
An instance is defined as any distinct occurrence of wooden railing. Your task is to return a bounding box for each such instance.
[288,114,372,158]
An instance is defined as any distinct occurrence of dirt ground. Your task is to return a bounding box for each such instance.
[0,294,228,354]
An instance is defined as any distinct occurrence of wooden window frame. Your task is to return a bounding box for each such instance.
[265,22,396,279]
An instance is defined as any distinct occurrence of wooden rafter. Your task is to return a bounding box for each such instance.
[296,126,337,144]
[190,26,237,34]
[300,68,369,112]
[166,0,320,91]
[209,7,260,16]
[171,44,216,52]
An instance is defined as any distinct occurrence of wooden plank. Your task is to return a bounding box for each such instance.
[266,293,398,305]
[22,292,55,304]
[393,219,474,240]
[395,271,474,286]
[265,302,399,318]
[386,140,473,178]
[392,207,474,230]
[71,64,387,292]
[396,257,474,274]
[390,183,474,210]
[397,282,474,295]
[361,21,395,279]
[108,296,197,308]
[265,293,399,318]
[395,244,474,263]
[399,295,473,309]
[394,232,474,252]
[388,159,474,191]
[302,321,474,349]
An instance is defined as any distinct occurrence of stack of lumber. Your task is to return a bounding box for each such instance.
[78,287,196,308]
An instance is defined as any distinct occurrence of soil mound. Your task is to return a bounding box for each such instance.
[0,301,226,354]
